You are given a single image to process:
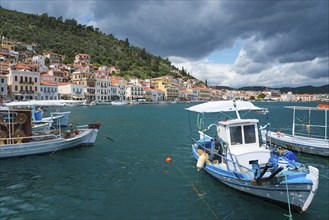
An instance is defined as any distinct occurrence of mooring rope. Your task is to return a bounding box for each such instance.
[173,163,220,220]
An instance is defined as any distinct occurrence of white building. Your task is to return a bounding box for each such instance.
[32,55,48,71]
[40,81,59,100]
[95,77,112,103]
[126,84,144,101]
[58,83,85,100]
[281,92,295,102]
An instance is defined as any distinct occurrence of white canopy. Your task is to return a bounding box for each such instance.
[5,100,84,107]
[186,100,266,113]
[285,106,328,111]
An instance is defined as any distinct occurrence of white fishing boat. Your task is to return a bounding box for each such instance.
[32,121,53,132]
[261,104,329,157]
[111,100,128,106]
[186,100,319,213]
[0,107,101,159]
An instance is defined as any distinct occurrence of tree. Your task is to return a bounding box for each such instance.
[257,93,266,99]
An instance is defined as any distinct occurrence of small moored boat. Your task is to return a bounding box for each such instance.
[186,100,319,213]
[0,107,101,159]
[261,105,329,157]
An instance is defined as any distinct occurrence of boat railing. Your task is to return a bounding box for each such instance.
[3,133,62,145]
[193,137,254,175]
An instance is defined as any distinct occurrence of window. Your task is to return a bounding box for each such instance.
[230,126,242,145]
[244,125,256,144]
[15,76,18,81]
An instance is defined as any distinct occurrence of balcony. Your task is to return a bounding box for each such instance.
[19,81,34,85]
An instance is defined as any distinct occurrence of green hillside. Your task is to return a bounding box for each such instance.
[0,7,193,80]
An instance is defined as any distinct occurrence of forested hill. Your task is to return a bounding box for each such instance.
[0,7,192,80]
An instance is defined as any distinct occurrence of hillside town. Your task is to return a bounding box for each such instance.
[0,36,328,104]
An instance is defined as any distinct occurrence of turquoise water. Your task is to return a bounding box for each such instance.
[0,102,328,219]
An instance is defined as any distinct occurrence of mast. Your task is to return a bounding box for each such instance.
[292,107,296,136]
[233,99,241,119]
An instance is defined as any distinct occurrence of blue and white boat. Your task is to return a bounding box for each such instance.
[186,100,319,213]
[261,105,329,157]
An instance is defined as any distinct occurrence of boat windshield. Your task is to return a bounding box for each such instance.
[244,125,256,144]
[230,126,242,145]
[230,125,256,145]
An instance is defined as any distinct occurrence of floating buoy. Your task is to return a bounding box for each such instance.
[166,157,172,163]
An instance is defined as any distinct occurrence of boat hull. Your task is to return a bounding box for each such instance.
[192,146,318,213]
[263,131,329,157]
[0,128,99,159]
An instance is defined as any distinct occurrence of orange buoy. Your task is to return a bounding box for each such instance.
[165,157,172,163]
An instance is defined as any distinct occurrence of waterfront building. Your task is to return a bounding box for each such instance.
[144,88,165,102]
[155,78,179,101]
[58,83,84,100]
[188,88,200,101]
[294,94,321,102]
[8,69,40,100]
[126,84,145,101]
[179,89,193,101]
[110,76,127,101]
[39,81,59,100]
[196,87,212,101]
[95,77,112,103]
[281,91,294,101]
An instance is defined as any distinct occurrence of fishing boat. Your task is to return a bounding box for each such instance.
[5,100,83,127]
[261,105,329,157]
[0,106,101,159]
[186,100,319,213]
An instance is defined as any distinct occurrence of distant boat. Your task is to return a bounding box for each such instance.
[261,105,329,157]
[111,100,128,105]
[0,106,101,159]
[186,100,319,213]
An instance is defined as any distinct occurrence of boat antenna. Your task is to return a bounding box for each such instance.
[233,98,241,119]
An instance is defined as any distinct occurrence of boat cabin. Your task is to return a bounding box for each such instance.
[217,118,270,169]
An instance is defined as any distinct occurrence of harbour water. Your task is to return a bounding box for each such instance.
[0,102,328,219]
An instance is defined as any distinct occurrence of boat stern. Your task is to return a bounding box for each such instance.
[301,166,319,212]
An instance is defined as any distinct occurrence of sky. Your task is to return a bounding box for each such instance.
[2,0,328,88]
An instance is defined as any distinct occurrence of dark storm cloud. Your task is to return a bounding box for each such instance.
[3,1,328,59]
[2,0,328,81]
